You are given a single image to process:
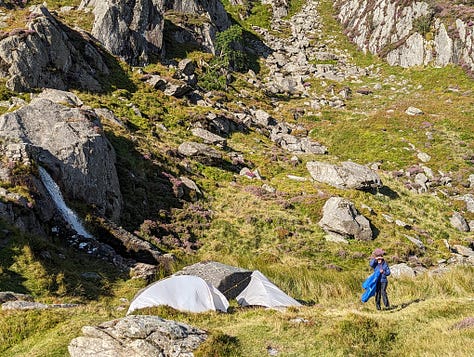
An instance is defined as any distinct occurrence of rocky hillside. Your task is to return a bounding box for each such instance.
[0,0,473,356]
[335,0,474,72]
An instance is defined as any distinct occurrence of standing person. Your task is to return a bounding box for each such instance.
[370,248,391,310]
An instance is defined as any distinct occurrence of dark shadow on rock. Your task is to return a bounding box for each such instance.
[97,45,138,93]
[162,20,206,59]
[378,186,400,199]
[370,222,380,240]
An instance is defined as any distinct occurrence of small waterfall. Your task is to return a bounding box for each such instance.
[38,166,92,238]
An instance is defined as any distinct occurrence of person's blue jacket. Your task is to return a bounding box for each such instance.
[369,258,391,283]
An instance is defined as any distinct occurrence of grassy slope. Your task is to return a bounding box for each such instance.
[0,0,473,355]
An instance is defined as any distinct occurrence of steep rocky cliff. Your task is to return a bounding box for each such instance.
[335,0,474,71]
[82,0,164,66]
[0,6,109,92]
[0,89,122,225]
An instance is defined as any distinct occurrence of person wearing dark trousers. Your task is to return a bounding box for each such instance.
[370,249,391,310]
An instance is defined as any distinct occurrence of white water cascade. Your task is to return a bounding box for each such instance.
[38,166,92,238]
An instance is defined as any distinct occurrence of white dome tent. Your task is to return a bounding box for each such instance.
[236,270,302,308]
[127,275,229,314]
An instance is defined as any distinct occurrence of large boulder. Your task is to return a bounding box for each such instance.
[390,263,416,278]
[0,90,122,222]
[318,197,373,241]
[174,261,252,299]
[306,161,382,190]
[68,315,207,357]
[0,6,109,92]
[85,0,164,66]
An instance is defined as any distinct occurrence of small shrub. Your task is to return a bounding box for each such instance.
[413,13,434,37]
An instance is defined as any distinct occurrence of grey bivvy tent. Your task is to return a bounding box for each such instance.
[127,262,301,314]
[127,275,229,314]
[236,270,302,308]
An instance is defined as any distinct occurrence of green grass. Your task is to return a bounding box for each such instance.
[1,0,474,355]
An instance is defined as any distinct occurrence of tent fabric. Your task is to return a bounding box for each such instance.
[127,275,229,314]
[361,269,381,303]
[173,261,252,299]
[236,270,302,308]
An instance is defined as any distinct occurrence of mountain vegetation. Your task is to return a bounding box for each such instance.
[0,0,473,355]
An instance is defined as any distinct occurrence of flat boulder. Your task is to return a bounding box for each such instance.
[390,263,416,278]
[0,291,34,303]
[68,315,207,357]
[178,141,222,162]
[307,161,382,190]
[319,197,373,241]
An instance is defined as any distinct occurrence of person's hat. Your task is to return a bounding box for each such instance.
[373,248,385,257]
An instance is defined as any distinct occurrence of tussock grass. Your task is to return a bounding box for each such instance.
[1,0,473,355]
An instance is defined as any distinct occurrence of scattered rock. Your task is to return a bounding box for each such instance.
[390,263,416,278]
[405,106,424,116]
[2,301,49,310]
[163,81,192,97]
[306,161,382,190]
[417,152,431,162]
[36,89,84,107]
[457,194,474,213]
[453,245,474,257]
[287,175,307,182]
[319,197,373,241]
[81,272,102,281]
[178,142,222,161]
[191,128,226,146]
[240,167,262,180]
[450,212,470,232]
[130,263,160,281]
[404,234,425,250]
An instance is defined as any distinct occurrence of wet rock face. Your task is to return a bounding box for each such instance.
[0,6,109,92]
[335,0,474,71]
[89,0,164,66]
[0,90,122,222]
